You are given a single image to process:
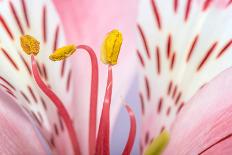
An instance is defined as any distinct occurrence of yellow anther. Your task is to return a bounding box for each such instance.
[49,45,77,61]
[101,29,123,65]
[20,35,40,55]
[144,130,170,155]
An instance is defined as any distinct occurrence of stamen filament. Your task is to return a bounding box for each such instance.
[76,45,99,155]
[31,55,81,155]
[96,65,113,155]
[122,104,136,155]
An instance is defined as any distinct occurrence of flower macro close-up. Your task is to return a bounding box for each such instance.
[1,0,232,155]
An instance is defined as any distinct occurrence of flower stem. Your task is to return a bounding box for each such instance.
[31,55,81,155]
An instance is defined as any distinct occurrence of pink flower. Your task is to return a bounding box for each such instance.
[137,0,232,154]
[0,0,137,154]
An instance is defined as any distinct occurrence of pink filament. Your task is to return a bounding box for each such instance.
[122,104,136,155]
[96,66,112,155]
[76,45,98,155]
[31,55,81,155]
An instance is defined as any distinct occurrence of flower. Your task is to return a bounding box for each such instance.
[137,0,232,154]
[0,0,137,155]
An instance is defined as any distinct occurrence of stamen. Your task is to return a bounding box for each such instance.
[122,104,136,155]
[95,65,112,155]
[31,55,81,155]
[101,29,123,65]
[144,130,170,155]
[49,45,76,61]
[20,35,40,55]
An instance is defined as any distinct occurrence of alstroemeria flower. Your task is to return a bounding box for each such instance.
[137,0,232,154]
[0,0,137,155]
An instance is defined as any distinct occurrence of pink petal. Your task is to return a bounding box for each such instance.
[0,90,46,155]
[53,0,138,154]
[163,67,232,155]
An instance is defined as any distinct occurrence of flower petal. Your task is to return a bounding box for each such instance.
[53,0,138,154]
[0,0,73,154]
[0,90,47,155]
[137,0,232,152]
[163,67,232,155]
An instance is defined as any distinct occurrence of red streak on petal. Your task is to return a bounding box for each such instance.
[96,66,112,155]
[156,46,161,74]
[227,0,232,7]
[53,26,59,52]
[31,55,81,155]
[157,97,163,113]
[170,52,176,70]
[28,86,38,103]
[172,85,177,99]
[21,0,30,27]
[199,133,232,155]
[137,50,145,67]
[174,0,178,12]
[175,92,182,105]
[0,76,16,91]
[6,90,16,99]
[61,60,66,77]
[77,45,99,155]
[167,81,173,96]
[66,70,72,92]
[150,0,162,30]
[137,24,151,58]
[216,39,232,58]
[144,76,151,100]
[186,35,199,62]
[166,106,171,116]
[139,92,145,115]
[1,48,19,71]
[9,1,24,34]
[42,6,47,43]
[122,104,136,155]
[42,64,48,80]
[177,102,184,114]
[0,84,12,92]
[40,97,47,111]
[202,0,213,11]
[31,111,42,127]
[197,42,217,71]
[166,34,172,58]
[0,15,14,39]
[185,0,193,21]
[20,91,30,104]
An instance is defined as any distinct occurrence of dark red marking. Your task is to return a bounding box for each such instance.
[59,115,64,131]
[61,60,66,77]
[6,90,16,99]
[185,0,193,21]
[31,111,42,127]
[197,42,217,71]
[53,26,59,52]
[174,0,178,12]
[40,97,47,111]
[137,50,145,67]
[167,81,173,95]
[137,24,151,58]
[144,76,151,100]
[216,39,232,58]
[202,0,213,11]
[66,70,72,91]
[1,48,19,70]
[175,92,182,105]
[0,84,12,92]
[42,6,47,43]
[160,126,165,134]
[50,135,56,148]
[42,64,48,80]
[199,133,232,155]
[28,86,38,103]
[150,0,162,29]
[227,0,232,7]
[0,15,14,39]
[20,91,30,104]
[172,85,177,99]
[166,34,172,58]
[177,102,184,114]
[170,52,176,70]
[156,46,161,74]
[19,53,31,75]
[157,97,163,113]
[186,35,199,62]
[54,123,59,136]
[9,1,24,34]
[36,61,43,77]
[139,92,145,115]
[21,0,30,27]
[0,76,16,90]
[166,106,171,116]
[145,132,150,144]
